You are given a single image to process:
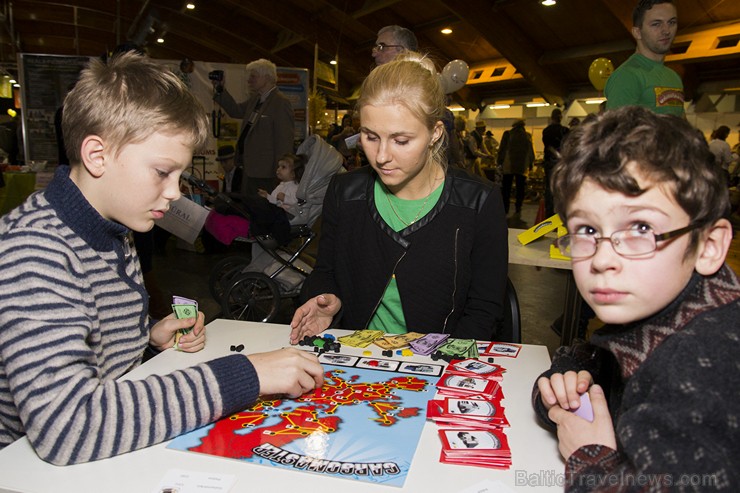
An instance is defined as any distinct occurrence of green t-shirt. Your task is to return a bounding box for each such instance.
[368,178,444,334]
[604,53,685,116]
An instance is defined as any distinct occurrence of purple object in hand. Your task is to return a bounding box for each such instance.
[573,392,594,422]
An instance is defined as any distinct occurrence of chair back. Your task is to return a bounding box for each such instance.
[498,277,521,343]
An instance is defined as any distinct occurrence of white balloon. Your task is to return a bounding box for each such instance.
[440,59,469,94]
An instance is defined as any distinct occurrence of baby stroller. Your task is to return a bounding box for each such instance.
[206,134,344,322]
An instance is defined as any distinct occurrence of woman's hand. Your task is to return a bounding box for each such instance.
[150,311,206,353]
[289,294,341,344]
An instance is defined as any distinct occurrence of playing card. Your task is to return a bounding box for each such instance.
[481,342,522,358]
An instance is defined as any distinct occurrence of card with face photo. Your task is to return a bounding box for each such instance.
[356,357,400,372]
[439,428,510,452]
[451,358,502,376]
[318,354,359,367]
[398,361,445,377]
[436,374,499,397]
[482,342,522,358]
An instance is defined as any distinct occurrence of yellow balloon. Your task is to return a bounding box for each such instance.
[588,58,614,91]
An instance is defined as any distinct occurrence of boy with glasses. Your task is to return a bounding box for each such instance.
[533,106,739,490]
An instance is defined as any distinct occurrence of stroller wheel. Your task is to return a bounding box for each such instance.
[209,256,251,302]
[221,272,281,323]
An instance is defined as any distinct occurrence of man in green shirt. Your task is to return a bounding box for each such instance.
[605,0,684,116]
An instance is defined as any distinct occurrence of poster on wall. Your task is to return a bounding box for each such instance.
[16,54,309,185]
[17,54,91,165]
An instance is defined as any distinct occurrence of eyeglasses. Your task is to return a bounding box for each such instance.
[553,224,697,259]
[372,43,404,52]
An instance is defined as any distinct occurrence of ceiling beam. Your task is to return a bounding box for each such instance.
[437,0,568,105]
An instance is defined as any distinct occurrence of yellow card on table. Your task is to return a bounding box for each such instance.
[517,214,563,245]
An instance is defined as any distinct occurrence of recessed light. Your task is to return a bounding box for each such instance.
[541,0,556,6]
[441,28,452,35]
[186,3,195,9]
[157,37,165,43]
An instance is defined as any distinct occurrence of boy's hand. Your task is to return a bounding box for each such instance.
[547,385,617,460]
[289,294,341,344]
[276,192,285,202]
[150,311,206,352]
[248,348,324,398]
[537,370,593,411]
[257,189,268,198]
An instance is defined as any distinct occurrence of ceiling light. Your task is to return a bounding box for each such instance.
[541,0,556,6]
[186,3,195,9]
[157,37,165,43]
[9,79,16,84]
[329,60,337,65]
[441,28,452,35]
[526,102,549,107]
[489,104,511,109]
[585,98,606,104]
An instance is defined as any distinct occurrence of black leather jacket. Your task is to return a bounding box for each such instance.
[300,166,508,341]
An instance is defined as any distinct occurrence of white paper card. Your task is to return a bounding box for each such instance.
[152,468,236,493]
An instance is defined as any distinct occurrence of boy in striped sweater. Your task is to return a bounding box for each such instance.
[0,52,323,465]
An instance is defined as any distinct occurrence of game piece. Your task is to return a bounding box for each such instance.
[572,392,594,422]
[401,349,413,357]
[382,349,393,357]
[362,350,372,356]
[323,334,335,341]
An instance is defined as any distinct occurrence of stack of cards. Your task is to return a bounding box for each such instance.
[437,428,512,469]
[171,295,198,350]
[429,358,512,469]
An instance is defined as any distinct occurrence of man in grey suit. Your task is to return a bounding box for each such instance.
[216,59,295,197]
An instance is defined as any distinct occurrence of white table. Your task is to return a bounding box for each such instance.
[508,228,582,346]
[0,321,563,493]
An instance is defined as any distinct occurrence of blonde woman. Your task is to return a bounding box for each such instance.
[291,53,508,343]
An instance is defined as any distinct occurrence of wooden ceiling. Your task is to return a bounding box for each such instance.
[1,0,739,108]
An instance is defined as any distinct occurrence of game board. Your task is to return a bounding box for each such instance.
[167,354,445,487]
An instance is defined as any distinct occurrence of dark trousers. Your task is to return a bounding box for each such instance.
[502,173,526,214]
[243,177,278,198]
[544,160,556,218]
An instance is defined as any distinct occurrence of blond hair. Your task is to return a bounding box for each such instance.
[357,52,448,170]
[62,52,208,164]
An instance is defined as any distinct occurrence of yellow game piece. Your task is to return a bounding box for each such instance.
[401,349,413,357]
[362,350,372,356]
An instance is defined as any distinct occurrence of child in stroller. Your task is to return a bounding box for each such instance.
[203,134,344,322]
[205,153,306,247]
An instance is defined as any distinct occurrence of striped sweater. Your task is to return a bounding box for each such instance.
[0,166,258,464]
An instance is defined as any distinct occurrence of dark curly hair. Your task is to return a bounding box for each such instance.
[552,106,729,251]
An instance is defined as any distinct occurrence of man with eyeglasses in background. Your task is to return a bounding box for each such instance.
[372,25,419,66]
